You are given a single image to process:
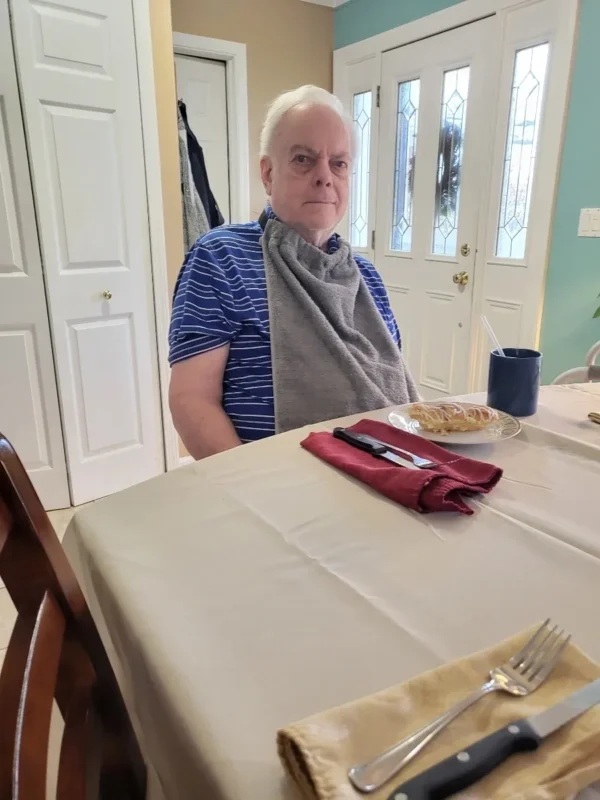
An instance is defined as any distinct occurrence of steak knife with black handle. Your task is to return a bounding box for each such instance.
[332,428,419,470]
[386,677,600,800]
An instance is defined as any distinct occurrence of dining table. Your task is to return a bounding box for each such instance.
[63,382,600,800]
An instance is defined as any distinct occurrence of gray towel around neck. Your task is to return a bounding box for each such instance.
[262,218,419,433]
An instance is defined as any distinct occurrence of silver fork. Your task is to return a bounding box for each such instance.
[348,619,570,793]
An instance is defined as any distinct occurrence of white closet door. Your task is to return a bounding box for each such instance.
[10,0,164,504]
[175,55,230,223]
[0,0,69,510]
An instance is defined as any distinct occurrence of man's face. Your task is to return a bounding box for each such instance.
[260,104,352,239]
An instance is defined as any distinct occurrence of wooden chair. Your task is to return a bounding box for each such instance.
[552,341,600,385]
[0,433,146,799]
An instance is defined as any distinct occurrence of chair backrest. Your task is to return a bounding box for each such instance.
[0,434,146,800]
[551,341,600,385]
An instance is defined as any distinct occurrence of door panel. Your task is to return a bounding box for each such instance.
[387,286,412,361]
[175,55,230,223]
[0,123,23,274]
[421,291,460,395]
[475,298,524,389]
[43,105,126,268]
[31,1,110,72]
[376,17,497,398]
[69,316,142,456]
[0,1,69,509]
[1,330,50,468]
[11,0,164,504]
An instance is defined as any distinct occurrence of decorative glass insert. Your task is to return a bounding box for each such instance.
[391,79,420,252]
[432,66,470,256]
[350,91,372,249]
[496,43,550,260]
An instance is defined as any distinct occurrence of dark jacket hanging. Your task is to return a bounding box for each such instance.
[178,100,224,229]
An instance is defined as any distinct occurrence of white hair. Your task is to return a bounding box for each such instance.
[259,85,354,158]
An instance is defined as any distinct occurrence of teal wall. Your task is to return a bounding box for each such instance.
[539,0,599,380]
[335,0,600,381]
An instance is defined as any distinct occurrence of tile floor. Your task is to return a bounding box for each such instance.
[0,506,78,661]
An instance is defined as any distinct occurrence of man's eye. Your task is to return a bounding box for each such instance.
[295,154,308,163]
[334,160,348,171]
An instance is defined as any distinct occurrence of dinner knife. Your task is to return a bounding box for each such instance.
[386,677,600,800]
[332,428,419,470]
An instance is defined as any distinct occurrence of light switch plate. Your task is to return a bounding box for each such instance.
[578,208,600,237]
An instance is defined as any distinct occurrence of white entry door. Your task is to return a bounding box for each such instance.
[339,0,569,396]
[175,55,231,223]
[376,17,496,398]
[10,0,164,504]
[0,0,69,509]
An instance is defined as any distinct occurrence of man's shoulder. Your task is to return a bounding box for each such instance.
[196,221,263,253]
[184,221,265,281]
[353,252,384,283]
[353,251,374,270]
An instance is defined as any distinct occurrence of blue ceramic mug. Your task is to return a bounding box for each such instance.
[487,348,542,417]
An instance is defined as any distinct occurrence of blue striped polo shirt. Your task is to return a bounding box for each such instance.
[169,207,401,444]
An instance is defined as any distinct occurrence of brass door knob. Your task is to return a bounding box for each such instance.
[460,243,471,257]
[102,290,113,300]
[453,271,469,286]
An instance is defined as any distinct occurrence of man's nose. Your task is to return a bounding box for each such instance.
[313,158,333,187]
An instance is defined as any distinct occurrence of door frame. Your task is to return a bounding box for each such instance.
[173,33,250,227]
[334,0,580,392]
[133,0,179,473]
[172,33,250,467]
[134,16,250,472]
[333,0,578,64]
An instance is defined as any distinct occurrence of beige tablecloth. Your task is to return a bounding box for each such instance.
[64,384,600,800]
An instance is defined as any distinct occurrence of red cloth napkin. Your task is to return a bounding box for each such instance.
[301,419,503,515]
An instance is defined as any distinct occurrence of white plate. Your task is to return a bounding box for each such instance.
[388,401,521,445]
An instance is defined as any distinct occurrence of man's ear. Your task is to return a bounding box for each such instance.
[260,156,273,196]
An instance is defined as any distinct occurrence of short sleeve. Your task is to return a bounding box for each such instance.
[169,241,242,365]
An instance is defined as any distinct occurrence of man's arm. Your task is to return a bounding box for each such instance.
[169,346,242,460]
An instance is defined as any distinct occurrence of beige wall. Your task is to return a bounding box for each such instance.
[150,0,184,296]
[171,0,334,221]
[151,0,334,288]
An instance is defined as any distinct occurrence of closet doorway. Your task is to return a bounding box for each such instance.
[172,34,250,228]
[175,55,231,223]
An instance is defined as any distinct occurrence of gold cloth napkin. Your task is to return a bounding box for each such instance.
[278,628,600,800]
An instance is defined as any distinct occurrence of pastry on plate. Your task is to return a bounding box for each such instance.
[408,402,499,434]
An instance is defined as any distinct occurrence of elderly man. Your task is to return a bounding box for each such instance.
[169,85,418,459]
